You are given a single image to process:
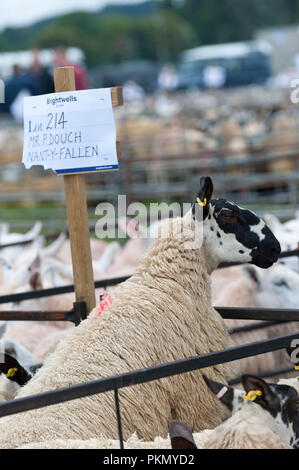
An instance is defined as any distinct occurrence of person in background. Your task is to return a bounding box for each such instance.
[123,78,145,102]
[157,63,179,94]
[0,64,39,121]
[202,61,227,89]
[53,46,89,90]
[29,49,54,95]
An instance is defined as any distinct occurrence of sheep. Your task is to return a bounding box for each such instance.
[262,213,299,272]
[0,240,124,364]
[103,218,164,278]
[16,431,207,450]
[0,222,43,264]
[277,346,299,393]
[197,374,299,449]
[0,233,69,297]
[0,176,281,449]
[17,430,207,450]
[4,322,74,364]
[0,255,76,363]
[3,255,76,316]
[211,263,299,378]
[0,339,36,402]
[0,353,35,387]
[15,374,299,450]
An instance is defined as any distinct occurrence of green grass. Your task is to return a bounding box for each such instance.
[0,199,296,236]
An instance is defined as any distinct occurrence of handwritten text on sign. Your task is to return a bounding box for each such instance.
[22,88,118,174]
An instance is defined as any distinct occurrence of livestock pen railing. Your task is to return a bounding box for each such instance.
[0,247,298,448]
[0,332,298,449]
[0,247,298,332]
[2,141,299,227]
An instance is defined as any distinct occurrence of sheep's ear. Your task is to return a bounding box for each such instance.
[169,420,197,449]
[29,271,43,291]
[42,232,66,257]
[242,375,279,414]
[193,176,213,220]
[126,218,147,239]
[243,265,261,289]
[29,254,41,273]
[203,374,234,411]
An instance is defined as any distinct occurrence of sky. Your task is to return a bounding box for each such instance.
[0,0,144,31]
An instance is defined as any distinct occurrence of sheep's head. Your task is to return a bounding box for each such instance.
[278,343,299,395]
[203,374,299,449]
[0,353,32,387]
[191,176,281,272]
[243,264,299,309]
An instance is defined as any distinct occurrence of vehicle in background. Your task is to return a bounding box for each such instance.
[176,40,272,90]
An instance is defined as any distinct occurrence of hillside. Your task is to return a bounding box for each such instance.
[0,0,299,66]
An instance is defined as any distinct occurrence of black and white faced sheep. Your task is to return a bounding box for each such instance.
[278,344,299,395]
[0,353,33,389]
[192,177,280,273]
[170,374,299,449]
[0,176,281,449]
[17,374,299,450]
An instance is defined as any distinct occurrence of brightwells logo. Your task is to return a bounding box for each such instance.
[47,95,78,105]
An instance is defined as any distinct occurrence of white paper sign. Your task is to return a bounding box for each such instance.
[22,88,119,175]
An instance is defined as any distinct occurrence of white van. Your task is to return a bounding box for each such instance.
[176,40,272,89]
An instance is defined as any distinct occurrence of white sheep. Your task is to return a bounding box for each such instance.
[16,374,299,450]
[0,339,35,402]
[0,222,43,265]
[0,240,124,365]
[16,431,206,450]
[16,432,205,450]
[262,213,299,272]
[0,176,281,449]
[197,373,299,449]
[212,263,299,377]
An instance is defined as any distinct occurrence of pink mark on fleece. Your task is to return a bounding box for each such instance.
[99,293,112,315]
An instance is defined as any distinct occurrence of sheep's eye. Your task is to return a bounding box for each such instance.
[218,208,238,224]
[274,280,288,288]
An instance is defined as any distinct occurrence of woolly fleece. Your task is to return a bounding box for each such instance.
[0,217,237,448]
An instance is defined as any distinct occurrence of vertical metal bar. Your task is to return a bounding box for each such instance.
[114,388,124,449]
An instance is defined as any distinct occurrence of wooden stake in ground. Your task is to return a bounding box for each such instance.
[53,66,96,314]
[53,67,123,315]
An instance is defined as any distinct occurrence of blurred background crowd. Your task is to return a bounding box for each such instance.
[0,0,298,233]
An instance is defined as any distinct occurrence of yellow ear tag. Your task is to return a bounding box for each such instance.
[6,367,18,378]
[197,197,207,207]
[243,390,262,403]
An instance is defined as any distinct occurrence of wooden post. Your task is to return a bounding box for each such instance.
[54,66,96,314]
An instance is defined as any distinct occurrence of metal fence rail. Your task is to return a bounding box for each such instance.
[0,331,297,449]
[0,275,130,305]
[0,301,86,325]
[0,246,297,448]
[228,320,286,334]
[216,307,299,322]
[0,248,298,305]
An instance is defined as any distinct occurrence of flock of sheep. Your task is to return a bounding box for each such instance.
[117,86,299,174]
[0,180,298,449]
